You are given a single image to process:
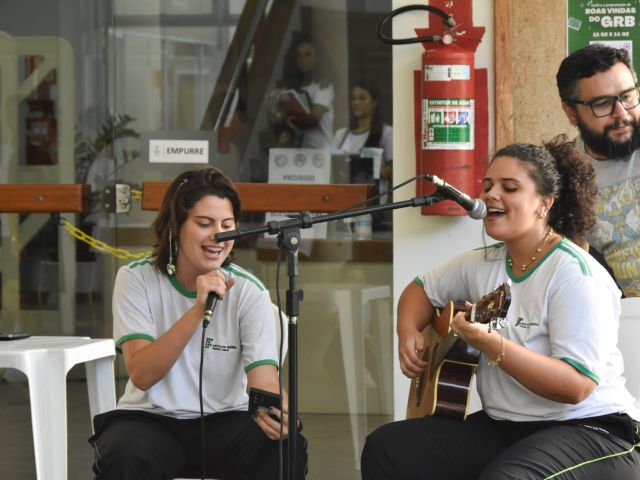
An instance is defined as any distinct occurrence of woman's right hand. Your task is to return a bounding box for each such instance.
[398,328,428,378]
[397,282,433,379]
[194,269,235,311]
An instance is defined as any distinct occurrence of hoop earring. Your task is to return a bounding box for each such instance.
[166,232,176,275]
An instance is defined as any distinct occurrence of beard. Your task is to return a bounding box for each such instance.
[577,116,640,160]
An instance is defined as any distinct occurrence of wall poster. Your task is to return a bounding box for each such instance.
[567,0,640,73]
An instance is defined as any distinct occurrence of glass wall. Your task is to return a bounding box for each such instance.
[0,0,392,476]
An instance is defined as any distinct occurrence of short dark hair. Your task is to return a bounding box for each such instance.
[152,167,241,274]
[556,44,635,101]
[492,136,596,244]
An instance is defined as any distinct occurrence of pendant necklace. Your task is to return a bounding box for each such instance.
[508,227,554,273]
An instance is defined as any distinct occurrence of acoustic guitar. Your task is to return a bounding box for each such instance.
[406,283,511,420]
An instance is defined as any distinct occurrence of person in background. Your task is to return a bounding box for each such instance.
[333,80,393,186]
[557,44,640,297]
[274,32,334,150]
[361,137,640,479]
[333,80,393,230]
[88,167,307,479]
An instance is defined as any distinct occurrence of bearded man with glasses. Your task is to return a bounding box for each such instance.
[557,44,640,297]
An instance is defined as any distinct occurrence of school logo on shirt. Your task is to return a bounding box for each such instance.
[515,316,539,329]
[204,337,238,352]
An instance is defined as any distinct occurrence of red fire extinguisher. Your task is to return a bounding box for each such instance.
[26,99,57,165]
[25,56,58,165]
[419,37,475,215]
[378,2,486,216]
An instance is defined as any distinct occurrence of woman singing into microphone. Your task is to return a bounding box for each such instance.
[89,167,307,479]
[362,138,640,479]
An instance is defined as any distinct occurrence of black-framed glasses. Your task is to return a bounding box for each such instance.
[569,86,640,117]
[568,86,640,118]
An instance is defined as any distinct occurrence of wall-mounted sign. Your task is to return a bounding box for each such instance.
[567,1,640,72]
[266,147,331,239]
[148,139,209,164]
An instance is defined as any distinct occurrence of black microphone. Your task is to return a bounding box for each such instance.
[426,174,487,220]
[203,269,231,324]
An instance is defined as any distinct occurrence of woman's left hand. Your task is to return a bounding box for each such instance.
[450,303,502,357]
[254,405,297,440]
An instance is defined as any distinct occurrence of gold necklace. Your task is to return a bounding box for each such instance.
[508,227,554,273]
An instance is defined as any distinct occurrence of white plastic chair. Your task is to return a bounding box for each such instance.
[174,304,288,480]
[300,282,392,470]
[0,336,116,480]
[619,297,640,400]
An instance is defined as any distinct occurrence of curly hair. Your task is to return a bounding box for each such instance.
[544,135,596,244]
[556,44,635,102]
[152,167,241,275]
[492,136,596,244]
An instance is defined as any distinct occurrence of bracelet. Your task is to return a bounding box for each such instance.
[488,335,506,367]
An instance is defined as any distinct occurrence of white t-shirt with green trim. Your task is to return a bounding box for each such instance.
[113,258,278,419]
[417,238,640,422]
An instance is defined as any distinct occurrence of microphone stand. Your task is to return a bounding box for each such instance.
[216,192,445,480]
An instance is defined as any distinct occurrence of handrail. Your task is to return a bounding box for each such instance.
[0,184,88,213]
[0,182,373,214]
[142,182,373,213]
[201,0,270,132]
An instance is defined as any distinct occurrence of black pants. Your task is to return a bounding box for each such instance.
[89,409,308,480]
[361,411,640,480]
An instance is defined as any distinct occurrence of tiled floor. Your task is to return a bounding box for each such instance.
[0,366,391,479]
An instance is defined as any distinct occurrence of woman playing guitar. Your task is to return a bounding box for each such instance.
[362,137,640,479]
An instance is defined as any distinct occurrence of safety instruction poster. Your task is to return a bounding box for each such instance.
[567,0,640,72]
[422,98,474,150]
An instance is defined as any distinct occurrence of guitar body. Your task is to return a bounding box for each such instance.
[406,303,480,420]
[406,284,511,420]
[431,356,478,418]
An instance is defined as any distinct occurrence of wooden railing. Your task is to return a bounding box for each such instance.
[0,184,88,213]
[0,183,372,214]
[141,182,372,213]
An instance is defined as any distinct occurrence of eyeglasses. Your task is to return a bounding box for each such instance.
[568,86,640,118]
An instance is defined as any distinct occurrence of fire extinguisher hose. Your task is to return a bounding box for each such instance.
[376,4,456,45]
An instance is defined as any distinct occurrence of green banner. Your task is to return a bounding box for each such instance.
[567,0,640,74]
